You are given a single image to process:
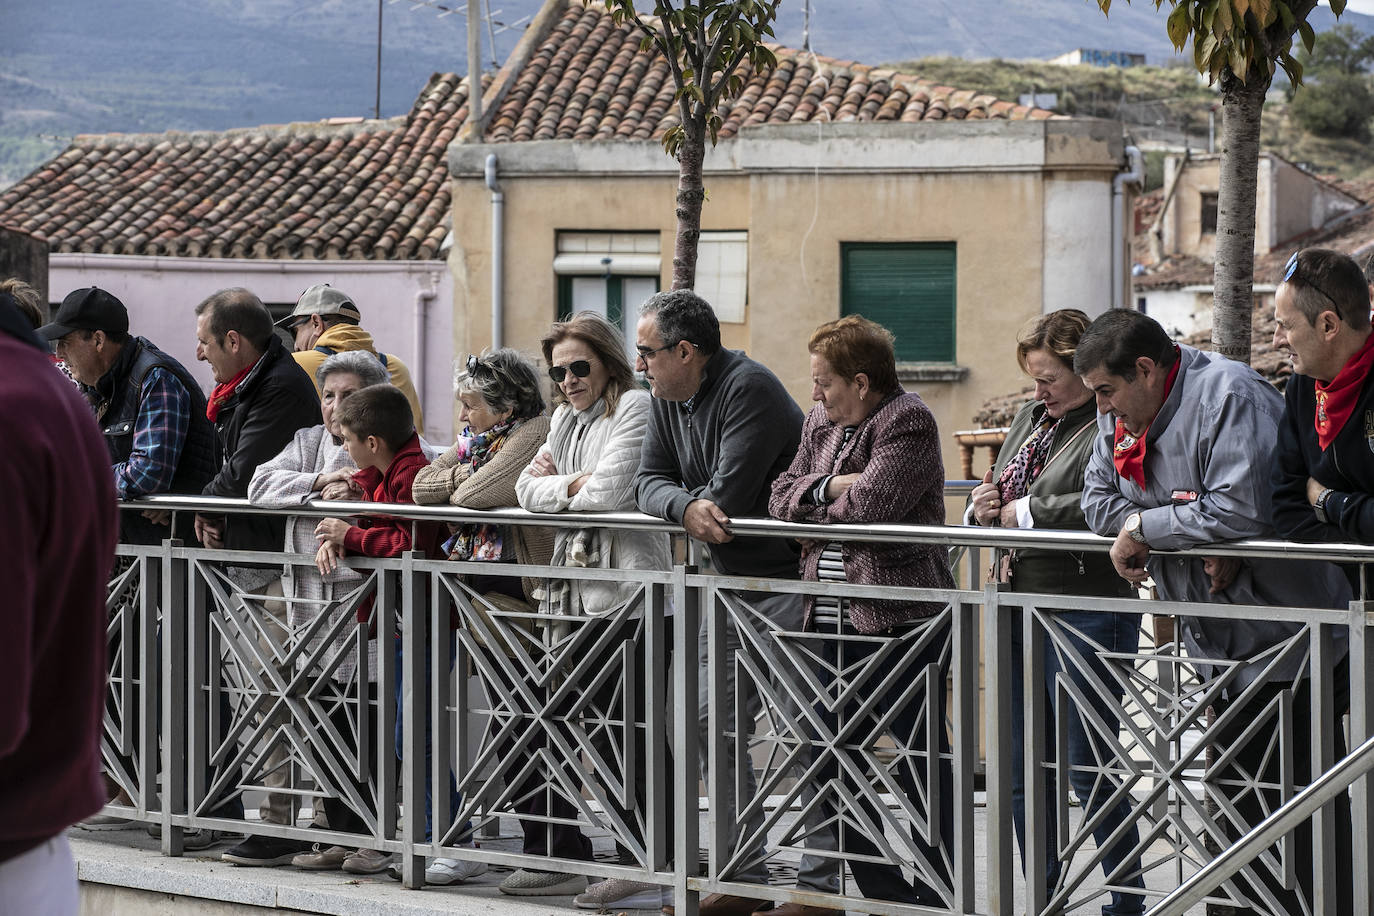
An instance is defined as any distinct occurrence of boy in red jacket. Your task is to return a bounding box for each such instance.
[312,383,473,881]
[314,383,440,576]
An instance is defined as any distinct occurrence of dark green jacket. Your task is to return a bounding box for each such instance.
[988,399,1129,598]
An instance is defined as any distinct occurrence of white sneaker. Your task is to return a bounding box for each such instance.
[574,878,669,910]
[426,855,489,885]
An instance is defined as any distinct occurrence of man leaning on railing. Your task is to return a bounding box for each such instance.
[1077,308,1353,916]
[192,288,321,863]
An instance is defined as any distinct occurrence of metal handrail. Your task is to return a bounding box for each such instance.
[1147,731,1374,916]
[123,493,1374,564]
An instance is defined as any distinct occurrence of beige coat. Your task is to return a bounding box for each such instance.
[411,416,553,603]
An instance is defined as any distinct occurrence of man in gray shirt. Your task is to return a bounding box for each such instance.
[635,290,837,916]
[1077,309,1350,916]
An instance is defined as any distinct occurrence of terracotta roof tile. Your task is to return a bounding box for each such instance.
[484,1,1057,144]
[0,72,486,261]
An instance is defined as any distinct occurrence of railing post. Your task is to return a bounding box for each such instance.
[672,548,700,916]
[1311,622,1337,915]
[161,539,186,856]
[983,581,1013,915]
[398,555,426,888]
[952,596,978,913]
[138,551,159,817]
[1350,597,1374,916]
[1022,603,1048,916]
[646,580,668,873]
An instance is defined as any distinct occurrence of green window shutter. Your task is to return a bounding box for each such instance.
[841,243,956,363]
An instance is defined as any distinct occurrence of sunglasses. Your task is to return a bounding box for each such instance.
[1284,251,1340,310]
[548,359,592,383]
[466,354,491,376]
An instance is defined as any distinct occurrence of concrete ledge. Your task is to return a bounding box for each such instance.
[71,828,595,916]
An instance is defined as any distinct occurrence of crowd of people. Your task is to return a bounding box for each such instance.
[4,246,1371,915]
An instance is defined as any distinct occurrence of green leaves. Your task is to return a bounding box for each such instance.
[1095,0,1332,88]
[593,0,781,149]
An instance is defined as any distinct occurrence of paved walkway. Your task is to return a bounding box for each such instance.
[70,802,1209,915]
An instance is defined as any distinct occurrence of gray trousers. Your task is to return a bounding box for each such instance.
[699,588,839,890]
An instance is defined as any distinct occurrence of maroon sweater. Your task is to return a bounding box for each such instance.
[0,330,117,862]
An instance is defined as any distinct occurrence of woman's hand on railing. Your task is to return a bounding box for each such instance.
[320,478,363,501]
[970,470,1003,527]
[314,467,361,496]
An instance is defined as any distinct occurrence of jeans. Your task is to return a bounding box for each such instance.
[393,634,462,842]
[1009,608,1145,916]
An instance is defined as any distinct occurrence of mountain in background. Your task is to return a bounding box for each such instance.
[2,0,1372,185]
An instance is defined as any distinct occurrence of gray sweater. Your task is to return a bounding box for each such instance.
[636,347,804,578]
[1081,345,1350,691]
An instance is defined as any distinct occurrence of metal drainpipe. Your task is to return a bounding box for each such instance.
[1112,145,1145,311]
[412,281,435,433]
[485,153,503,349]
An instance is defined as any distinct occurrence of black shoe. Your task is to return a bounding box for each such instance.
[221,835,310,866]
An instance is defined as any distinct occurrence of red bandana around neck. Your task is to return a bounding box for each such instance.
[1112,347,1181,490]
[1314,332,1374,450]
[206,362,255,422]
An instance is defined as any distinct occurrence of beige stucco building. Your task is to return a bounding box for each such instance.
[447,0,1134,481]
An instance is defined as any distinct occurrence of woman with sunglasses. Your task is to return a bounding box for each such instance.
[515,311,672,912]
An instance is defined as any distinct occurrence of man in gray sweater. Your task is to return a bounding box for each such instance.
[1077,309,1351,916]
[634,290,837,916]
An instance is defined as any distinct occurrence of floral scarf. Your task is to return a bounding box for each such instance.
[443,418,518,561]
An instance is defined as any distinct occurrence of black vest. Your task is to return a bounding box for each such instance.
[95,337,216,544]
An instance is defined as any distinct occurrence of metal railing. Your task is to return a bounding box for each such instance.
[99,494,1374,916]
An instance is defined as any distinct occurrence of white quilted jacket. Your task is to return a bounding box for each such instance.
[516,388,671,616]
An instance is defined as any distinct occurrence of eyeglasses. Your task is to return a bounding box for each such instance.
[548,359,592,383]
[466,354,491,376]
[636,340,696,360]
[1284,251,1340,310]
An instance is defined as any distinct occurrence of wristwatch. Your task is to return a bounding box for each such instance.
[1124,512,1148,544]
[1314,488,1335,525]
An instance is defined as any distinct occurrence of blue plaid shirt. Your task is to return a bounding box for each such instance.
[113,367,192,499]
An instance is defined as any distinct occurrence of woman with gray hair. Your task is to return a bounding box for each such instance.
[413,348,597,895]
[249,349,438,873]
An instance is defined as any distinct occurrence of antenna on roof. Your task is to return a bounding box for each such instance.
[802,0,811,52]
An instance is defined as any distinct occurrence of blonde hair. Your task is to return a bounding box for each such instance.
[1015,309,1091,375]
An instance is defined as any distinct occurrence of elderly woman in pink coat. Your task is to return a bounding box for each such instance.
[769,314,955,909]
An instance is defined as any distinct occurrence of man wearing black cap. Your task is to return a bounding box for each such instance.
[40,287,216,545]
[279,283,424,430]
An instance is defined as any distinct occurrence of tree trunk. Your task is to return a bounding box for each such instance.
[672,125,706,291]
[1210,69,1271,365]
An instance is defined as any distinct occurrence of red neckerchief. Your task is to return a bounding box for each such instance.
[1113,347,1181,490]
[206,361,255,422]
[1314,332,1374,450]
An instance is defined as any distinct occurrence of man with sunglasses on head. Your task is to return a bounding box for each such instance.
[279,283,424,432]
[633,290,840,916]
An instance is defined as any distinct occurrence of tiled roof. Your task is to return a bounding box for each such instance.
[484,0,1056,144]
[0,73,482,260]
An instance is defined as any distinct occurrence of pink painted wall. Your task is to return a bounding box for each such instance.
[48,254,455,445]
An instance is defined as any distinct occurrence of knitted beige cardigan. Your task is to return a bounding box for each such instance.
[411,416,553,603]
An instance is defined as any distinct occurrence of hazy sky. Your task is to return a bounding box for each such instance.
[1338,0,1374,15]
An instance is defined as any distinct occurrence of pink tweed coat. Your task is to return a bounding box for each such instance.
[769,388,953,633]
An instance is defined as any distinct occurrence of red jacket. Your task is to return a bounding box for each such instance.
[343,432,446,622]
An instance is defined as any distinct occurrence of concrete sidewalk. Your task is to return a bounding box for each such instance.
[70,803,1209,915]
